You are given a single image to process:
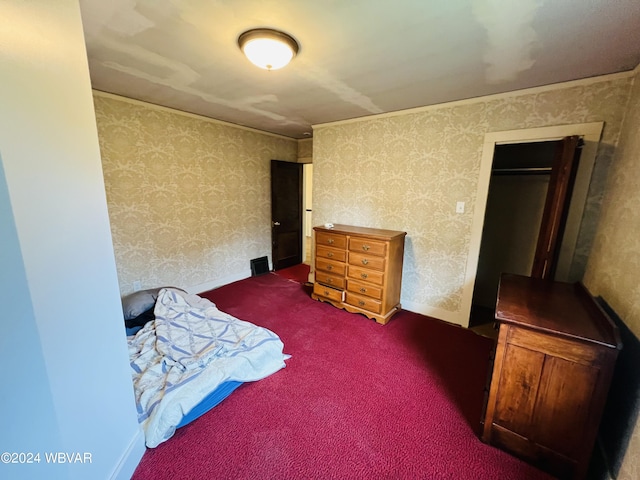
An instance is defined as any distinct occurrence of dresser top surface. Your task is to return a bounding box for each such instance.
[496,274,621,348]
[314,224,406,240]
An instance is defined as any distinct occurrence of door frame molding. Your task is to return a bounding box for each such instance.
[461,122,604,327]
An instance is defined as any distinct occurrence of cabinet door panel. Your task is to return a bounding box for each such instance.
[532,356,597,457]
[494,344,544,436]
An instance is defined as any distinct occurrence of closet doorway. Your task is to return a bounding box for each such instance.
[470,138,581,327]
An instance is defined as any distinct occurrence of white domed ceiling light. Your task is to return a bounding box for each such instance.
[238,28,299,71]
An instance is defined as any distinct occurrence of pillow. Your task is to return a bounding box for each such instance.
[121,288,161,320]
[125,306,156,329]
[121,286,188,320]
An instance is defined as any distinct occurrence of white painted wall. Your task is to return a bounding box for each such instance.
[0,158,69,479]
[0,1,144,479]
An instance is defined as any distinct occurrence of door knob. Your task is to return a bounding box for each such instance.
[272,221,281,226]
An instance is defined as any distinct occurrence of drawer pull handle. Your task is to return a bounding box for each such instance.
[361,273,368,279]
[327,265,333,270]
[362,259,369,265]
[328,238,334,244]
[328,278,333,283]
[362,244,370,251]
[359,288,367,293]
[324,290,330,296]
[327,252,333,257]
[358,300,365,306]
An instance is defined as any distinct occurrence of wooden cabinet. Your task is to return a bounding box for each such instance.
[482,274,622,479]
[311,224,406,325]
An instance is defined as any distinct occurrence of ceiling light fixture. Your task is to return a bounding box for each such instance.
[238,28,299,71]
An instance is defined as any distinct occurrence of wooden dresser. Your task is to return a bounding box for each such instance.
[311,224,406,325]
[482,274,621,479]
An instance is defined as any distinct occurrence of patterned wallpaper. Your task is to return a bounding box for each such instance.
[584,72,640,342]
[298,138,313,159]
[312,71,639,477]
[94,93,297,295]
[583,69,640,480]
[313,75,632,323]
[93,71,639,476]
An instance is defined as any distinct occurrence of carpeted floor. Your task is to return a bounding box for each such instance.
[272,263,311,284]
[131,268,554,480]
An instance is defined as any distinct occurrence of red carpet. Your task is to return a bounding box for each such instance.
[273,263,310,284]
[131,272,554,480]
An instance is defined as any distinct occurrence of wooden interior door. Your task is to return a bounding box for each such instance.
[271,160,303,270]
[531,136,581,279]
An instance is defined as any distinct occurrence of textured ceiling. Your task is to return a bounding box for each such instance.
[80,0,640,139]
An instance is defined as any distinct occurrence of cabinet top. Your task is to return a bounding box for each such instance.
[314,224,407,240]
[496,274,621,349]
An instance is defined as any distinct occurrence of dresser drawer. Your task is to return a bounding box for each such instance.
[316,258,346,276]
[315,271,345,289]
[316,245,347,262]
[348,265,384,285]
[345,292,382,314]
[349,238,386,257]
[347,279,383,300]
[316,231,347,249]
[349,252,385,271]
[313,282,344,302]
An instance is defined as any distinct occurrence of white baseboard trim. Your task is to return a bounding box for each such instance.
[400,300,467,327]
[110,428,146,480]
[188,270,252,295]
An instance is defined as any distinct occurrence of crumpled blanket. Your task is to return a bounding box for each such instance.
[128,288,289,447]
[154,289,227,370]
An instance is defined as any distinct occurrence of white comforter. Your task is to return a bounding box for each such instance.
[128,288,289,447]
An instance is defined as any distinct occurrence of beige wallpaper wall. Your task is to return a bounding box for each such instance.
[583,70,640,480]
[94,92,297,295]
[313,74,632,324]
[298,138,313,160]
[93,69,639,475]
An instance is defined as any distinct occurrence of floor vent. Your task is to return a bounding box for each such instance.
[250,256,269,276]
